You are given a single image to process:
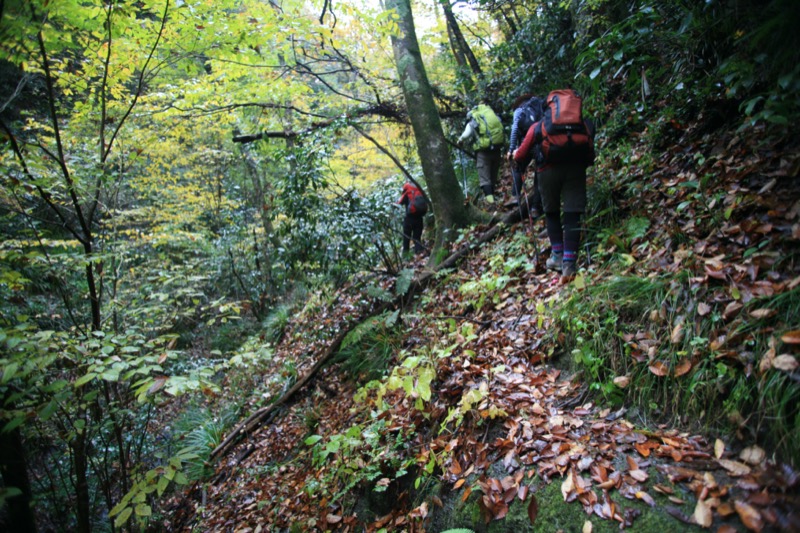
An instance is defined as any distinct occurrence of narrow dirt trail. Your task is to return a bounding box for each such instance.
[403,222,796,532]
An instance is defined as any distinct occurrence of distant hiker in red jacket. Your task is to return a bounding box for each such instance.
[398,181,428,254]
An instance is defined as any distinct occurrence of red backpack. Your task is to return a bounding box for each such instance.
[533,89,595,166]
[404,184,428,215]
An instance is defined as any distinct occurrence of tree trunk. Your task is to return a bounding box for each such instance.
[72,429,91,533]
[385,0,476,256]
[0,417,37,532]
[241,147,278,309]
[439,0,482,78]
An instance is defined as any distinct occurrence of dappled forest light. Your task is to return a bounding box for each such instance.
[1,0,798,531]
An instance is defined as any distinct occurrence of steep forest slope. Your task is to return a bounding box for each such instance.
[167,96,800,531]
[2,1,799,532]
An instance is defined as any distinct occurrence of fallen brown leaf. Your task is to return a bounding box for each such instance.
[649,361,669,377]
[694,498,713,528]
[665,505,693,523]
[717,502,735,517]
[734,501,763,532]
[781,330,800,344]
[714,439,725,459]
[527,494,538,525]
[772,354,798,372]
[723,302,743,320]
[760,343,776,374]
[671,323,685,344]
[613,376,631,388]
[653,483,674,495]
[635,491,656,507]
[718,459,751,477]
[561,471,575,501]
[739,446,765,466]
[674,358,693,377]
[749,308,776,319]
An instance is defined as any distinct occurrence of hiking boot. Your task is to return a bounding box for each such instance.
[561,260,577,282]
[546,254,562,271]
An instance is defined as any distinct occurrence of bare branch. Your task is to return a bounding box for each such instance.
[232,103,405,143]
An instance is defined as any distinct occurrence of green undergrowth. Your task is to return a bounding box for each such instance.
[557,273,799,465]
[332,311,405,382]
[171,403,241,480]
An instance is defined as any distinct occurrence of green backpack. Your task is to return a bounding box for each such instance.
[470,104,504,151]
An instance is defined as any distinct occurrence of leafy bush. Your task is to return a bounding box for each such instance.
[488,3,577,109]
[0,321,216,530]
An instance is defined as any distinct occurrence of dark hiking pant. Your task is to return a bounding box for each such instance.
[539,164,587,263]
[477,149,502,196]
[403,213,424,253]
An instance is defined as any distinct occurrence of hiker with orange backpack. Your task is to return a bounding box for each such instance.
[398,180,428,255]
[513,89,595,281]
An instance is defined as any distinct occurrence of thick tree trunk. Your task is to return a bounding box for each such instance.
[385,0,476,256]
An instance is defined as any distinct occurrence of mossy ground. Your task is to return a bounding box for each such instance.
[425,463,748,532]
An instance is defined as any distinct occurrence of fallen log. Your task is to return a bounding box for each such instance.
[210,324,357,459]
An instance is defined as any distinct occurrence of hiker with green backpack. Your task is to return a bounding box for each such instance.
[513,89,595,282]
[457,103,504,205]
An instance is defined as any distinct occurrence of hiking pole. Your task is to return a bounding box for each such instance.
[513,160,527,227]
[458,150,468,198]
[521,168,540,268]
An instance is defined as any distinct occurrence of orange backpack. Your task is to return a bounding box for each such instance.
[533,89,595,166]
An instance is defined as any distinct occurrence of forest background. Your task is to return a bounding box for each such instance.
[1,0,798,531]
